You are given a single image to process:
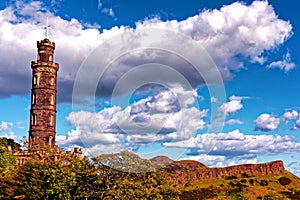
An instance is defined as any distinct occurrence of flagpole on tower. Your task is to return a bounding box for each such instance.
[43,17,51,39]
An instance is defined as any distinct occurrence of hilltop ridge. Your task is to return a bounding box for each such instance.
[151,158,300,199]
[161,159,285,186]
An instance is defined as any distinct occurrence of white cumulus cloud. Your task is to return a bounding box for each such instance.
[283,110,299,120]
[292,119,300,131]
[60,87,207,154]
[226,119,244,125]
[218,95,247,116]
[267,52,296,72]
[168,129,300,167]
[0,121,13,132]
[0,0,293,103]
[254,113,280,131]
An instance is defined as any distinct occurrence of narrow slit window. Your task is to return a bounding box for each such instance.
[48,136,53,145]
[50,77,54,86]
[33,75,38,85]
[50,115,54,126]
[50,94,54,105]
[30,114,33,125]
[31,114,37,126]
[32,93,36,105]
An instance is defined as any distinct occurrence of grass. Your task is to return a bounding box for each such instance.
[180,170,300,200]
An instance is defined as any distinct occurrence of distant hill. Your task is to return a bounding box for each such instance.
[152,158,300,199]
[150,156,174,168]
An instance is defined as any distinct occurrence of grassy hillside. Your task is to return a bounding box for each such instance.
[179,170,300,199]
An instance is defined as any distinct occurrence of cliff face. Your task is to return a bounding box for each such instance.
[164,160,285,185]
[197,160,284,180]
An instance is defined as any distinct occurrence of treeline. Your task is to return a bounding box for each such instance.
[0,138,180,200]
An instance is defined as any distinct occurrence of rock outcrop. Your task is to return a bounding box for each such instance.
[162,160,285,186]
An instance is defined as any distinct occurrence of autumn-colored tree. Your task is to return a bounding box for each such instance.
[0,138,181,199]
[0,137,18,172]
[12,152,87,200]
[104,172,181,200]
[89,151,181,199]
[0,138,18,199]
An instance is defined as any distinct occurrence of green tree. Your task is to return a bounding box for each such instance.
[0,137,18,172]
[9,150,85,199]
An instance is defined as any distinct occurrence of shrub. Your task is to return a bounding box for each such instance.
[259,179,269,186]
[278,177,292,186]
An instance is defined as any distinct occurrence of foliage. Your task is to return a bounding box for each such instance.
[1,138,300,200]
[181,187,217,200]
[0,137,17,173]
[1,151,85,199]
[278,176,292,186]
[0,137,21,152]
[0,147,16,172]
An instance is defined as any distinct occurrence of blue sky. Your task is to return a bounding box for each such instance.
[0,0,300,175]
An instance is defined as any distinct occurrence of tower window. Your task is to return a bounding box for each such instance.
[48,136,53,146]
[50,77,54,86]
[31,114,37,126]
[50,94,54,105]
[41,54,49,62]
[50,115,54,126]
[32,93,36,105]
[33,75,39,85]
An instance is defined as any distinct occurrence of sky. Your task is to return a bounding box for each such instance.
[0,0,300,175]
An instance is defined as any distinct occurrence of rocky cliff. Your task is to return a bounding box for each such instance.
[163,160,285,186]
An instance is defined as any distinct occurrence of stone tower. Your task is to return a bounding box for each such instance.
[29,38,59,148]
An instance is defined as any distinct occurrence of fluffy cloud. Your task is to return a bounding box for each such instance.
[182,154,226,167]
[0,1,125,101]
[286,160,300,177]
[292,119,300,131]
[0,1,293,102]
[283,110,299,120]
[61,87,207,154]
[182,154,257,168]
[254,113,280,131]
[136,1,292,69]
[0,121,15,139]
[267,52,296,72]
[226,119,244,125]
[0,121,13,132]
[168,129,300,167]
[281,110,300,130]
[218,95,248,116]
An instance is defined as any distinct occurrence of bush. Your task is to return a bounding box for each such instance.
[249,179,254,185]
[278,177,292,186]
[240,179,247,184]
[259,179,269,186]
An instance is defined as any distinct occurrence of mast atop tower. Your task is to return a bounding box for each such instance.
[43,17,51,39]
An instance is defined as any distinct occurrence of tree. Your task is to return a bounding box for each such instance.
[5,148,85,199]
[0,137,18,173]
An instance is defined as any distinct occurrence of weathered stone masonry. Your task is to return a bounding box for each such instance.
[29,38,59,148]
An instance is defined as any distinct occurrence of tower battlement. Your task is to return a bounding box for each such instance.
[37,38,55,48]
